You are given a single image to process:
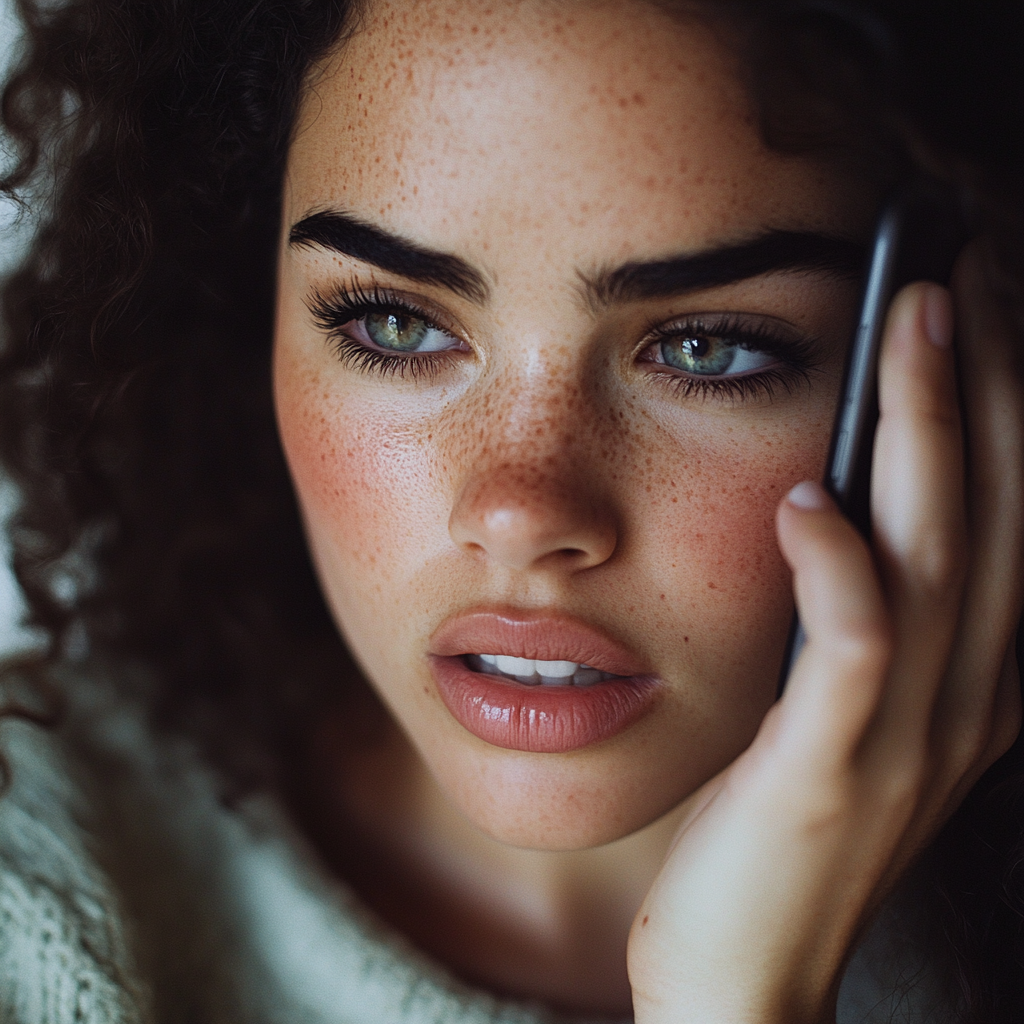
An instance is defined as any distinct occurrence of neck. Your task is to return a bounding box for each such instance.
[296,708,685,1017]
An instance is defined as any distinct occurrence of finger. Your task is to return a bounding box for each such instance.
[933,241,1024,769]
[869,282,967,739]
[774,482,892,762]
[944,641,1023,815]
[988,639,1024,766]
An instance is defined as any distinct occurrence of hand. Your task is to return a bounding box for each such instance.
[627,242,1024,1024]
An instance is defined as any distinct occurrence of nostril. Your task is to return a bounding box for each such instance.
[448,471,618,571]
[537,546,596,569]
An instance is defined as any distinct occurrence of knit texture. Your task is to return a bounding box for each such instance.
[0,668,948,1024]
[0,715,145,1023]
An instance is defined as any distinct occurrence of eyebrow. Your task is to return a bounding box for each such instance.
[289,208,865,309]
[582,230,865,308]
[289,210,490,304]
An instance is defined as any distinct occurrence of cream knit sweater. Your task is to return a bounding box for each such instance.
[0,670,946,1024]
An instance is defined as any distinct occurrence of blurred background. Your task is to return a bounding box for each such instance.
[1,0,41,658]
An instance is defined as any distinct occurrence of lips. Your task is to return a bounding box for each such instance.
[429,609,661,753]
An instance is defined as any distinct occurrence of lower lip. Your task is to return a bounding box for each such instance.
[430,655,660,753]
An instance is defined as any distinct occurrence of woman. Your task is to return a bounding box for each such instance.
[0,0,1021,1021]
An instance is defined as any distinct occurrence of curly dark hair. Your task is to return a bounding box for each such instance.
[0,0,1021,1019]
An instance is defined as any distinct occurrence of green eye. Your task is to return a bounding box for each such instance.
[364,311,438,352]
[658,335,738,376]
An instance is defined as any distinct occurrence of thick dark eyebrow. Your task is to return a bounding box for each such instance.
[289,210,489,304]
[290,212,863,311]
[583,230,865,308]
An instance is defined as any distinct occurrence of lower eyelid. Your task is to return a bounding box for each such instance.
[329,334,448,381]
[651,365,812,402]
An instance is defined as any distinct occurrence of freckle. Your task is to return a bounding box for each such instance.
[660,594,665,601]
[642,915,649,927]
[708,582,716,589]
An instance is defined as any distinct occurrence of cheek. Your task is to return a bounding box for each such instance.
[625,411,831,680]
[273,347,446,614]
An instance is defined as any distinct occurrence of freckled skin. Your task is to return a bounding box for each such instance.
[275,0,871,1010]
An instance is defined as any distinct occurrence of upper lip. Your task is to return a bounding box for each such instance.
[429,607,651,678]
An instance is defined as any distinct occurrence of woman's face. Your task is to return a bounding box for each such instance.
[275,0,872,850]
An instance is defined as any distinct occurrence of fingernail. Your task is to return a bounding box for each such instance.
[786,480,830,511]
[923,285,953,349]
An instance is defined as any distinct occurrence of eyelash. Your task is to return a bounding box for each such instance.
[642,316,817,402]
[306,287,818,399]
[307,284,456,380]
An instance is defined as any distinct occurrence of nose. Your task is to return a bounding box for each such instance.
[449,461,618,572]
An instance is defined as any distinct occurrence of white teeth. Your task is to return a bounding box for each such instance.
[467,654,620,687]
[535,659,577,677]
[496,655,534,676]
[490,656,584,677]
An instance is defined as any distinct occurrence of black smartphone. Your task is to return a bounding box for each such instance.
[777,186,967,694]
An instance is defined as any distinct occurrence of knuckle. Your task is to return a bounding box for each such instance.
[878,762,928,817]
[805,763,922,836]
[836,616,894,676]
[919,389,962,430]
[905,524,967,602]
[792,769,863,834]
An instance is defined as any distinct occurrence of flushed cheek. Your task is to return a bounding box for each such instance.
[631,417,831,687]
[274,354,449,659]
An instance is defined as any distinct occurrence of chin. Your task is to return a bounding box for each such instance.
[424,733,700,851]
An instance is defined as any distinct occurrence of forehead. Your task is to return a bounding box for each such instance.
[286,0,870,264]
